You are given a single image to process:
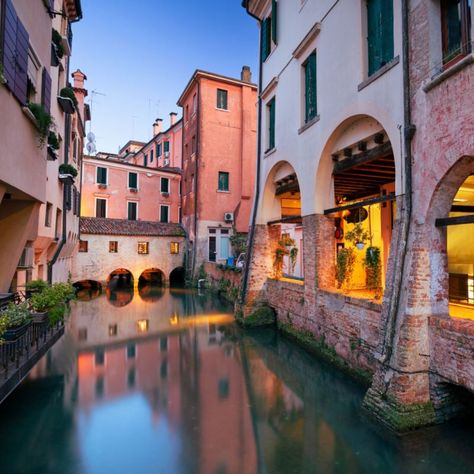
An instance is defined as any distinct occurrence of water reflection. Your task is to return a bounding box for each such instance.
[0,287,473,474]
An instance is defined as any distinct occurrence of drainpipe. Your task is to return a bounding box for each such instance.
[240,2,263,303]
[380,0,414,362]
[191,80,201,277]
[48,53,72,284]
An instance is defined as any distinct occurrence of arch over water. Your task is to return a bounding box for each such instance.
[108,268,134,288]
[73,280,102,301]
[169,267,186,288]
[138,268,165,287]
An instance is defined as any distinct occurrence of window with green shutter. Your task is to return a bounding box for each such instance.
[217,89,228,110]
[150,150,154,163]
[261,17,272,61]
[367,0,394,76]
[144,154,148,166]
[272,0,278,45]
[157,143,162,156]
[441,0,472,65]
[304,52,317,123]
[97,167,107,185]
[128,201,137,221]
[164,141,170,153]
[128,172,137,189]
[218,172,229,191]
[267,97,276,151]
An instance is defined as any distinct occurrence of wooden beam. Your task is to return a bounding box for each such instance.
[333,142,393,174]
[451,205,474,213]
[435,215,474,227]
[275,181,300,196]
[324,193,396,215]
[268,216,303,225]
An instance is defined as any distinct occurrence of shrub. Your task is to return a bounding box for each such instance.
[52,282,76,301]
[52,29,64,58]
[59,163,78,178]
[59,87,78,106]
[2,302,31,328]
[26,279,48,292]
[336,248,356,289]
[27,103,54,146]
[48,131,61,150]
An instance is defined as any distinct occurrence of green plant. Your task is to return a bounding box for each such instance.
[30,286,60,312]
[26,279,49,292]
[289,247,299,274]
[365,246,382,293]
[0,313,8,341]
[273,235,297,278]
[27,103,54,146]
[229,231,247,256]
[345,223,371,247]
[336,247,356,289]
[59,87,78,106]
[52,29,64,58]
[59,163,78,177]
[2,302,31,328]
[48,131,61,150]
[52,282,76,301]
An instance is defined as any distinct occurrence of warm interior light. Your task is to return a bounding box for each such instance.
[137,319,149,333]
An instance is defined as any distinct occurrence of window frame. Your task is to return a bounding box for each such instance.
[218,171,230,192]
[78,240,88,253]
[109,241,118,253]
[266,96,276,152]
[170,242,179,254]
[303,51,317,124]
[216,89,228,110]
[137,242,149,255]
[95,198,107,218]
[160,205,170,223]
[161,177,170,194]
[96,166,108,185]
[128,172,138,190]
[127,201,138,221]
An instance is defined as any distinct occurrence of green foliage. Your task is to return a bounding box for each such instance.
[26,279,48,292]
[52,282,76,301]
[2,302,31,328]
[59,163,78,178]
[27,103,54,146]
[336,248,356,289]
[345,223,371,246]
[365,246,382,290]
[274,235,298,279]
[197,263,207,281]
[48,303,66,326]
[229,231,247,256]
[237,303,276,328]
[30,282,75,318]
[52,29,64,58]
[59,87,78,106]
[0,313,8,340]
[218,278,231,292]
[48,131,61,150]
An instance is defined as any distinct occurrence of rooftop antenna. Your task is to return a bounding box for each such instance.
[88,89,106,134]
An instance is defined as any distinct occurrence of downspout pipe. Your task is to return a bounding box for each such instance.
[380,0,414,362]
[240,1,263,303]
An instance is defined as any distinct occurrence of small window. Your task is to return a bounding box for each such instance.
[45,202,52,227]
[441,0,472,65]
[96,167,107,185]
[79,240,88,252]
[186,104,189,120]
[192,135,196,154]
[303,52,317,123]
[217,89,228,110]
[109,241,118,253]
[127,343,136,359]
[95,349,105,366]
[127,201,137,220]
[144,154,148,166]
[193,93,197,113]
[261,0,278,62]
[160,360,168,379]
[164,141,170,153]
[137,319,149,333]
[128,172,138,189]
[160,336,168,352]
[160,205,169,223]
[267,97,276,151]
[218,172,229,191]
[161,177,170,194]
[96,198,107,218]
[170,242,179,254]
[108,324,118,337]
[137,242,149,254]
[150,149,154,163]
[157,143,162,157]
[218,377,230,399]
[367,0,394,76]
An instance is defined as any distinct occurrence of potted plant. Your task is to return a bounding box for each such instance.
[52,29,65,59]
[58,163,78,184]
[58,86,77,114]
[365,246,382,299]
[27,103,54,147]
[52,282,76,302]
[1,302,32,341]
[336,247,356,289]
[273,235,297,279]
[47,131,61,160]
[345,223,371,250]
[25,279,48,299]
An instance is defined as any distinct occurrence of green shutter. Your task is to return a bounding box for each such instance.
[129,173,137,189]
[218,172,229,191]
[164,141,170,152]
[272,0,278,45]
[268,98,275,150]
[97,167,107,184]
[305,52,317,123]
[381,0,394,67]
[261,18,271,61]
[367,0,393,76]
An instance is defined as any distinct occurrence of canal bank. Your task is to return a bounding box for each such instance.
[1,287,474,473]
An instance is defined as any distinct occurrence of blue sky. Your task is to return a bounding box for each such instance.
[70,0,259,153]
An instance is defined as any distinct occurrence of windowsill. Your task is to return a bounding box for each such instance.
[217,189,230,193]
[264,147,277,158]
[422,53,474,93]
[357,56,400,92]
[216,107,229,112]
[298,115,320,135]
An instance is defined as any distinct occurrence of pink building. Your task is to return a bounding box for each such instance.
[81,156,181,224]
[177,67,257,274]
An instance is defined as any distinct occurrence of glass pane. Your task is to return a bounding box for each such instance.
[220,236,230,260]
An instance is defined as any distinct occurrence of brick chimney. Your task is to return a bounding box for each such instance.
[153,118,163,136]
[72,69,87,89]
[170,112,177,126]
[241,65,252,83]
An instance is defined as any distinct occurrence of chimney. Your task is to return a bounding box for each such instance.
[72,69,87,89]
[153,118,163,136]
[241,65,252,83]
[170,112,177,126]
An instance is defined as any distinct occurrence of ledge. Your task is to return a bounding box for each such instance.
[293,22,321,59]
[422,53,474,93]
[318,288,383,311]
[357,56,400,92]
[264,147,277,158]
[260,76,278,100]
[298,115,320,135]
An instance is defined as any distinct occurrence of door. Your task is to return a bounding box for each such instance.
[220,236,230,260]
[209,236,216,262]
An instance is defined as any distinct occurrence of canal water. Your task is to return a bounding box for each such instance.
[0,287,473,474]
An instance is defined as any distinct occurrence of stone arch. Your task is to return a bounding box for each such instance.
[73,280,102,301]
[424,156,474,318]
[169,267,186,288]
[107,268,134,287]
[138,268,165,287]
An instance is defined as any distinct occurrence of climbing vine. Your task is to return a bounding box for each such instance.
[336,247,356,289]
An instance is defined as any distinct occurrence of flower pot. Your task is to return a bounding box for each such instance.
[58,173,75,185]
[3,320,32,341]
[355,242,365,250]
[31,311,48,324]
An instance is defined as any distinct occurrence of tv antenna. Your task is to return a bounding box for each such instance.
[88,89,106,133]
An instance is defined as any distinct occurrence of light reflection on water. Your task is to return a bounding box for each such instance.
[0,287,473,474]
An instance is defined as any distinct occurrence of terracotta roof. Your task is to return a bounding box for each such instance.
[80,217,186,237]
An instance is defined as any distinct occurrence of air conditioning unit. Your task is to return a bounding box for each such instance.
[224,212,234,223]
[164,158,170,166]
[164,151,170,158]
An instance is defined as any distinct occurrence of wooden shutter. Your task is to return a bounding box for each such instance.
[261,18,271,62]
[3,0,18,90]
[381,0,394,67]
[41,68,52,113]
[305,53,317,122]
[268,98,275,150]
[272,0,278,45]
[129,173,137,188]
[164,141,169,152]
[14,12,29,105]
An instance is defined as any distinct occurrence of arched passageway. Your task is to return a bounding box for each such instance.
[169,267,186,288]
[108,269,134,288]
[138,268,164,287]
[73,280,102,301]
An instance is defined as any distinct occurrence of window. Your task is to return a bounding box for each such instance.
[164,141,170,153]
[137,319,149,333]
[160,205,169,223]
[160,336,168,352]
[216,89,228,110]
[96,167,107,185]
[218,172,229,191]
[170,242,179,254]
[193,93,197,113]
[441,0,472,65]
[367,0,394,76]
[267,97,276,151]
[161,177,170,193]
[127,201,138,220]
[137,242,149,254]
[109,324,118,337]
[157,143,162,157]
[45,202,52,227]
[144,154,148,166]
[127,343,136,359]
[218,377,230,399]
[261,0,278,61]
[186,104,189,120]
[95,349,105,366]
[150,149,154,163]
[79,240,88,252]
[304,52,317,123]
[192,135,196,154]
[96,198,107,218]
[109,241,118,253]
[128,172,138,189]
